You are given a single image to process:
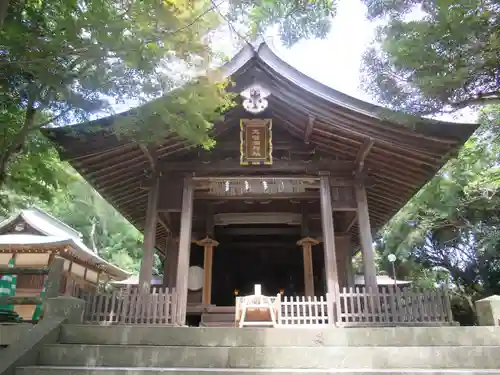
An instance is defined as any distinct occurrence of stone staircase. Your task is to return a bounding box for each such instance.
[200,307,236,327]
[13,325,500,375]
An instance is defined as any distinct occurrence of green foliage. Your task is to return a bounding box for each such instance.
[38,175,154,275]
[0,106,70,213]
[361,0,500,115]
[227,0,337,47]
[377,105,500,322]
[0,0,339,191]
[0,0,340,276]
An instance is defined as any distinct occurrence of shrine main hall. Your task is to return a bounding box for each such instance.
[47,42,477,325]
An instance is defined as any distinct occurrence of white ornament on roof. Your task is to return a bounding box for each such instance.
[240,83,270,114]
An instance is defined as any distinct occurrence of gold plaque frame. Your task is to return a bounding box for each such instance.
[240,119,273,165]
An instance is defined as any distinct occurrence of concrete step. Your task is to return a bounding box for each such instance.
[0,324,33,346]
[39,344,500,369]
[199,321,236,327]
[60,325,500,347]
[201,313,236,322]
[16,367,500,375]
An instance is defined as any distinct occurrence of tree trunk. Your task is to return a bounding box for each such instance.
[0,0,9,27]
[90,217,98,254]
[0,103,37,190]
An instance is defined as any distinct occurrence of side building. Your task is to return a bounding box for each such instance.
[0,207,128,319]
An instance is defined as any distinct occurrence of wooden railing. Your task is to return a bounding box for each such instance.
[334,287,454,326]
[278,296,331,326]
[76,287,179,325]
[0,258,64,310]
[72,286,452,327]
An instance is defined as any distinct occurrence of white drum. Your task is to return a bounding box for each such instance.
[187,266,204,291]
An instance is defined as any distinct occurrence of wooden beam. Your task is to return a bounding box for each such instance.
[304,114,316,144]
[138,174,160,292]
[195,192,320,200]
[139,144,157,172]
[355,138,375,174]
[300,203,310,237]
[345,214,358,233]
[175,177,195,324]
[157,215,170,234]
[199,140,312,152]
[217,227,299,236]
[298,237,319,297]
[355,184,377,291]
[203,245,213,305]
[157,180,184,212]
[205,205,214,237]
[165,237,179,289]
[319,174,339,306]
[160,159,354,174]
[194,237,218,305]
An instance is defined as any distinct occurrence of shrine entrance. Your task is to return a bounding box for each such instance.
[48,41,474,327]
[211,224,306,306]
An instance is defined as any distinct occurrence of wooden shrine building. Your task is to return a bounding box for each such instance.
[0,207,128,319]
[46,42,477,325]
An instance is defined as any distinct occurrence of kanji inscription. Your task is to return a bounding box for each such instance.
[240,119,272,165]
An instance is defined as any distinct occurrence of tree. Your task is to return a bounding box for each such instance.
[377,106,500,323]
[361,0,500,115]
[0,0,337,192]
[226,0,336,47]
[38,173,156,275]
[0,105,70,213]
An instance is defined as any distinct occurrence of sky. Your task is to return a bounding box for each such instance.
[270,0,376,104]
[218,0,475,123]
[111,0,475,123]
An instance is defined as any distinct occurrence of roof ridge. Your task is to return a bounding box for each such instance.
[26,206,83,239]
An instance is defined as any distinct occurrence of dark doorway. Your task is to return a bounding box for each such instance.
[211,224,304,306]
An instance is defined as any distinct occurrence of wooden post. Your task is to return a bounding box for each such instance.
[162,237,176,287]
[297,237,318,297]
[162,247,169,287]
[138,175,160,292]
[355,184,377,291]
[166,238,179,289]
[175,177,195,325]
[195,237,219,305]
[319,173,339,318]
[345,255,355,287]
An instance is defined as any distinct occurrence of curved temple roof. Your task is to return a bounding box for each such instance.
[46,42,478,253]
[0,207,129,280]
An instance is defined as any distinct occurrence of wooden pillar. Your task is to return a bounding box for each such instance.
[163,237,178,289]
[162,252,168,286]
[195,237,218,305]
[346,255,354,288]
[355,184,377,291]
[297,237,319,297]
[138,175,160,292]
[175,177,195,325]
[319,174,339,297]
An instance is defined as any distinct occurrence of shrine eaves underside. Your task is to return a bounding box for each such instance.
[46,42,478,255]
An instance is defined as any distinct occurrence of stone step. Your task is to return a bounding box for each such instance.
[60,325,500,347]
[15,367,500,375]
[199,321,236,327]
[201,313,236,322]
[39,344,500,369]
